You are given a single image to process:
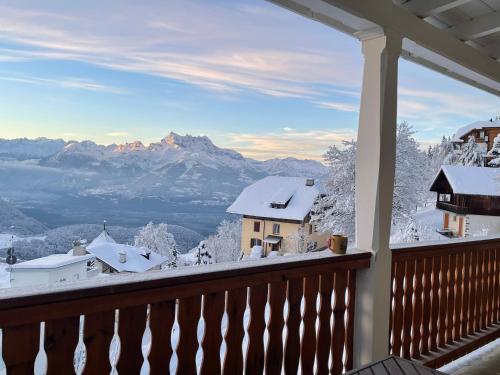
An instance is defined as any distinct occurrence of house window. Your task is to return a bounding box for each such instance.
[253,221,260,232]
[453,215,457,222]
[272,223,280,235]
[480,130,485,138]
[250,238,262,247]
[439,194,451,203]
[309,225,312,235]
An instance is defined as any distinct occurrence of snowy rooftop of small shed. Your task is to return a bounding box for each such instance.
[10,254,94,270]
[432,165,500,197]
[452,120,500,142]
[226,176,320,221]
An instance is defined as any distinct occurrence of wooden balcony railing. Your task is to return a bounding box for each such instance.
[390,236,500,368]
[0,251,370,375]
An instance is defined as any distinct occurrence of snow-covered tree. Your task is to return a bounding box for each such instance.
[392,122,427,224]
[458,135,483,166]
[134,222,178,267]
[310,140,356,239]
[284,225,316,253]
[311,122,427,240]
[202,219,242,264]
[487,134,500,167]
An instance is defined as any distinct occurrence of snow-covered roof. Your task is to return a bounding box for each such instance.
[10,254,94,270]
[452,120,500,142]
[431,165,500,196]
[87,230,116,249]
[87,243,167,273]
[226,176,320,221]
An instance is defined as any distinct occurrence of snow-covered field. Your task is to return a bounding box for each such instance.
[0,263,9,289]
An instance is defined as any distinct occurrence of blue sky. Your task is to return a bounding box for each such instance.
[0,0,498,160]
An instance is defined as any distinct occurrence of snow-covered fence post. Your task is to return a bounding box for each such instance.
[353,29,401,367]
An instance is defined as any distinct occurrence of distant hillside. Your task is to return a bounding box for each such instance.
[0,199,47,235]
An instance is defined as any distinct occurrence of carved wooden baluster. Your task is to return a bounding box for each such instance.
[392,261,405,356]
[245,284,267,375]
[331,270,347,375]
[412,258,424,358]
[403,259,415,358]
[177,296,202,375]
[421,257,432,355]
[284,278,302,375]
[149,301,175,375]
[438,254,449,348]
[344,270,357,371]
[487,249,495,326]
[430,255,440,351]
[316,273,333,375]
[481,249,489,329]
[223,287,247,375]
[83,311,115,375]
[116,305,148,375]
[300,275,319,375]
[45,316,80,375]
[454,252,464,341]
[494,248,500,323]
[461,251,471,339]
[476,250,484,331]
[446,253,456,344]
[264,281,286,375]
[2,323,40,375]
[200,292,225,375]
[469,250,478,335]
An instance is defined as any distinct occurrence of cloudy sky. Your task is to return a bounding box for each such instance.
[0,0,498,160]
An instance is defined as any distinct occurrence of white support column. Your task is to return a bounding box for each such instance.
[353,30,401,368]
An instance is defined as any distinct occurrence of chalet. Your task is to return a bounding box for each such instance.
[430,165,500,238]
[72,231,167,273]
[452,119,500,162]
[227,176,328,256]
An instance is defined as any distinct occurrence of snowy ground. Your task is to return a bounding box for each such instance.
[439,338,500,374]
[0,263,9,289]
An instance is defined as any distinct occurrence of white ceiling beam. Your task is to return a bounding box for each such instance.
[447,11,500,40]
[401,0,473,18]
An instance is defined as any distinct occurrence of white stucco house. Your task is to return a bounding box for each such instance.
[9,253,96,288]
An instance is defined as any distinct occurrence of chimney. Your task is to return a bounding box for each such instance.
[306,178,315,186]
[118,251,127,263]
[144,248,151,260]
[72,240,88,256]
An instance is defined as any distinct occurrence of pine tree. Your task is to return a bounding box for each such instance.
[487,134,500,167]
[458,135,483,166]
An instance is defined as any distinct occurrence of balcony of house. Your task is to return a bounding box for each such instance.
[436,201,469,216]
[3,236,500,373]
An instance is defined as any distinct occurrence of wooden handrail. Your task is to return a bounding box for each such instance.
[0,251,370,374]
[390,236,500,368]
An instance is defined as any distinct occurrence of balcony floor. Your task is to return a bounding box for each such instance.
[439,338,500,374]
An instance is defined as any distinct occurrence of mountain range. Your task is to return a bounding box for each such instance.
[0,133,327,234]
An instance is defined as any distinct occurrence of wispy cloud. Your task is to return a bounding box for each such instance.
[315,101,358,112]
[106,132,129,137]
[0,2,362,101]
[222,128,357,160]
[0,75,126,94]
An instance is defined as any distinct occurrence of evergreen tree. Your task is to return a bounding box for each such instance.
[487,134,500,167]
[458,135,483,166]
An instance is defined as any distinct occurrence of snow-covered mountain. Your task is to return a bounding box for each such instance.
[0,133,327,233]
